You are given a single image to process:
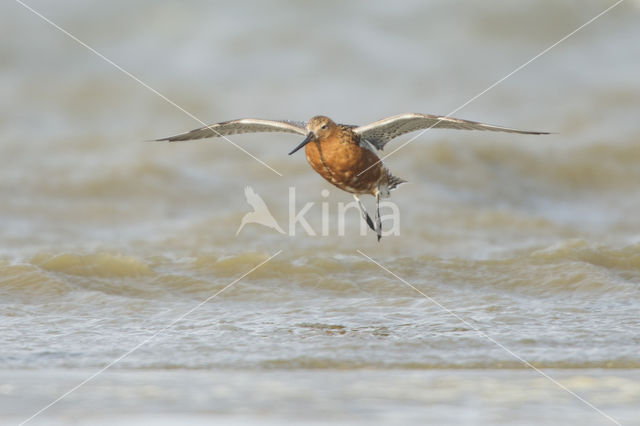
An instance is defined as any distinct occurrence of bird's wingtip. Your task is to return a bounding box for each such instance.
[147,136,174,142]
[530,130,554,135]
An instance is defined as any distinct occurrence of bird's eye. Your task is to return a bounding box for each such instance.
[321,124,327,130]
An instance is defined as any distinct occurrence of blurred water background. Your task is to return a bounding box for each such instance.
[1,0,640,425]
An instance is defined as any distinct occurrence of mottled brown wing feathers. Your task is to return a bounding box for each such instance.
[355,113,549,150]
[155,118,306,142]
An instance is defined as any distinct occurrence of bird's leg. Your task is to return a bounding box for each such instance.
[353,194,375,232]
[374,190,382,242]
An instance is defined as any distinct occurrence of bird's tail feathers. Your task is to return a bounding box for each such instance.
[378,169,406,198]
[387,170,407,191]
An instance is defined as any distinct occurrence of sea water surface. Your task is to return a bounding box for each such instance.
[1,1,640,425]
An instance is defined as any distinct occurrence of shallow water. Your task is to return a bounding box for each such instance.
[2,1,640,425]
[3,369,640,426]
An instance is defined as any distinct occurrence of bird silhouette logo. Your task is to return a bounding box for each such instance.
[236,186,285,235]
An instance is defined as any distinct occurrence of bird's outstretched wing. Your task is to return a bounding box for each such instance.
[156,118,307,142]
[355,113,549,150]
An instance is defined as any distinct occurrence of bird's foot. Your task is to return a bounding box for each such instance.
[364,213,375,232]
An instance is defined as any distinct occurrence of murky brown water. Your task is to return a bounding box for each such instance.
[2,1,640,425]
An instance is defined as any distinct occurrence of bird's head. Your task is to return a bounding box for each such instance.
[288,116,336,155]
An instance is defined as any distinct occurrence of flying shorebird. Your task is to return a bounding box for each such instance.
[156,113,548,240]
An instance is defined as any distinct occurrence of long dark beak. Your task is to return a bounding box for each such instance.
[288,132,314,155]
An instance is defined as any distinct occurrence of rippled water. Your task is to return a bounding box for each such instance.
[2,1,640,425]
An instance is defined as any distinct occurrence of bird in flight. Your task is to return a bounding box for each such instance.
[156,113,548,241]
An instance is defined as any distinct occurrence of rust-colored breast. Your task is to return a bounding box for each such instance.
[304,126,383,195]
